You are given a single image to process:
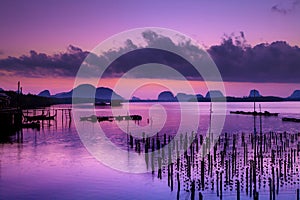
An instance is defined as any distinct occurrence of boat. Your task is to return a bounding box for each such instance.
[22,121,40,129]
[97,116,114,122]
[95,100,122,107]
[81,114,142,122]
[80,115,98,122]
[282,117,300,123]
[115,115,124,121]
[130,115,142,121]
[94,102,110,106]
[230,111,279,116]
[23,114,56,121]
[230,90,279,117]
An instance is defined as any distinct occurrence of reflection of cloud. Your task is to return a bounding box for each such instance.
[271,0,300,14]
[1,31,300,83]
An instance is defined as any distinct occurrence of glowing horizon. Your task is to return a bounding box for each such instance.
[1,76,299,99]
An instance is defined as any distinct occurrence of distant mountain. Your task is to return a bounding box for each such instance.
[158,91,176,101]
[95,87,123,100]
[176,93,196,101]
[53,84,123,100]
[5,85,300,103]
[38,90,51,97]
[249,89,262,98]
[205,90,224,99]
[53,91,72,98]
[131,96,141,101]
[53,84,94,98]
[288,90,300,99]
[196,94,204,99]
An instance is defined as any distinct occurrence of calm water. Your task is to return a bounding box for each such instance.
[0,102,300,199]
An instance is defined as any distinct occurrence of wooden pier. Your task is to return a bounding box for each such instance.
[23,108,71,121]
[0,107,72,134]
[0,108,22,133]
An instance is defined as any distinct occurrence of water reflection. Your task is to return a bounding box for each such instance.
[0,102,300,199]
[126,130,300,199]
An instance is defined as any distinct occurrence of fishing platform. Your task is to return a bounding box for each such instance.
[80,114,142,123]
[230,110,279,116]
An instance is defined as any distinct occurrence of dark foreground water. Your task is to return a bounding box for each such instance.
[0,102,300,199]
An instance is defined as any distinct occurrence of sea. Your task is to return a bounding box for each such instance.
[0,102,300,200]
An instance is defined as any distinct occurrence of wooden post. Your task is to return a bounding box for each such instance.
[254,191,259,200]
[250,161,253,198]
[68,109,71,120]
[220,172,223,200]
[201,159,205,190]
[176,173,180,200]
[237,180,240,200]
[199,192,203,200]
[151,151,154,174]
[216,171,219,197]
[269,178,272,200]
[61,110,63,127]
[170,163,173,191]
[191,180,195,200]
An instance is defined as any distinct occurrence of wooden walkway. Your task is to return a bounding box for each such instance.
[0,107,72,133]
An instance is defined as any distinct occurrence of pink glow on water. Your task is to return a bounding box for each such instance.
[1,102,300,199]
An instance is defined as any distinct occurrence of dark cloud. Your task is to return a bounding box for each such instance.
[102,48,199,80]
[99,30,209,80]
[271,0,300,14]
[68,45,83,53]
[208,35,300,83]
[0,45,89,77]
[0,31,208,80]
[0,50,3,55]
[1,31,300,83]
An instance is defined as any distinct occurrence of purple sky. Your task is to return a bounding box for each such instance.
[0,0,300,98]
[1,0,299,57]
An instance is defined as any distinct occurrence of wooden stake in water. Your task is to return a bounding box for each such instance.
[220,172,223,200]
[201,159,205,190]
[216,171,219,197]
[254,191,259,200]
[199,192,203,200]
[237,180,240,200]
[208,102,212,151]
[269,178,272,200]
[176,173,180,200]
[191,180,195,200]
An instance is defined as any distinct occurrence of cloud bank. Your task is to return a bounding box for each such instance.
[0,31,300,83]
[208,36,300,83]
[0,45,88,77]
